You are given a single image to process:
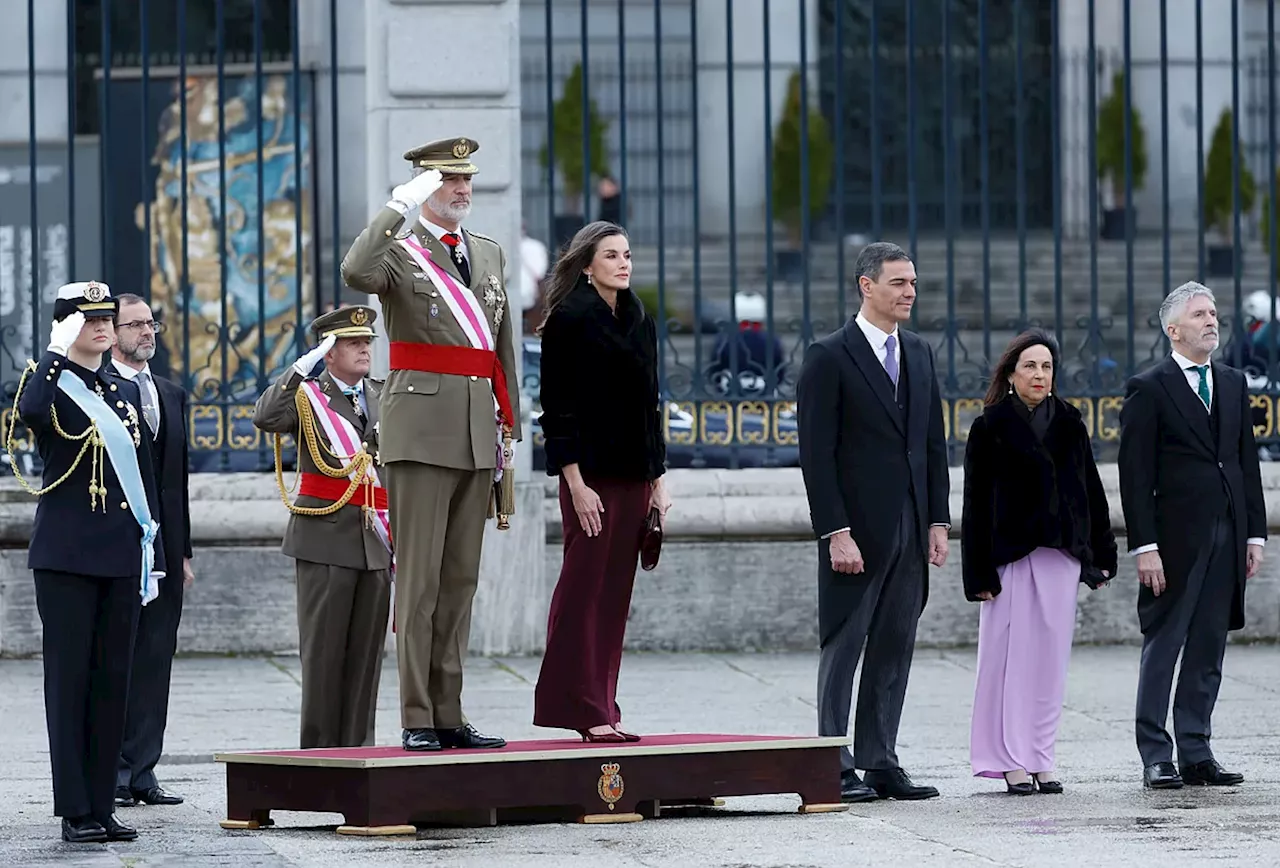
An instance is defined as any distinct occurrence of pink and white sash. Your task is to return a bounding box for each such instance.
[299,380,394,564]
[396,235,507,478]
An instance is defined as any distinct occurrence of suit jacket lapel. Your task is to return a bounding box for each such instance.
[413,222,468,287]
[1158,356,1215,454]
[1211,361,1239,453]
[904,335,931,441]
[840,319,904,435]
[364,378,381,440]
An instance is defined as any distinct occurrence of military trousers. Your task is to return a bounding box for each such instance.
[295,560,391,749]
[384,460,491,730]
[34,569,141,822]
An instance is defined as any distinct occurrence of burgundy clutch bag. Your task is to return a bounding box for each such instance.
[639,507,663,571]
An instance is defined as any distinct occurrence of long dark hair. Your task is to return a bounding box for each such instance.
[535,220,628,336]
[984,328,1061,407]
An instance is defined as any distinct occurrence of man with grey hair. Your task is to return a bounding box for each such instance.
[1118,280,1265,790]
[798,241,951,803]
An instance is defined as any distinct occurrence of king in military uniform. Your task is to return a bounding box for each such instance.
[12,281,166,843]
[253,305,392,750]
[342,137,521,751]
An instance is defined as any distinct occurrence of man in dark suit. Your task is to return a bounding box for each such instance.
[1118,281,1265,790]
[109,293,192,809]
[797,242,951,803]
[253,305,392,749]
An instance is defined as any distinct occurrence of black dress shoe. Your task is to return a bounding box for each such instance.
[402,728,442,751]
[863,768,940,800]
[1180,759,1244,786]
[839,770,879,803]
[101,815,138,842]
[1143,761,1184,789]
[1004,773,1035,796]
[131,786,184,805]
[114,787,136,808]
[1035,776,1064,795]
[435,723,506,750]
[61,816,108,843]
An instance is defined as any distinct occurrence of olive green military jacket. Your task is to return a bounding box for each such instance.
[253,367,392,573]
[340,207,522,470]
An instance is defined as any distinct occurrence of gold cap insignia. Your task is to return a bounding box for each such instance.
[452,139,471,159]
[84,281,106,303]
[350,308,369,326]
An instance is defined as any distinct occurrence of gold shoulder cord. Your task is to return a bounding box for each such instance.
[6,360,116,512]
[272,385,377,520]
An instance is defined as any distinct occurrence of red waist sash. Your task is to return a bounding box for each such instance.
[388,340,512,428]
[298,472,388,510]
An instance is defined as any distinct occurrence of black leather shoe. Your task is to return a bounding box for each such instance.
[435,723,506,750]
[131,786,184,805]
[839,770,879,803]
[1180,759,1244,786]
[863,768,940,800]
[113,787,136,808]
[1004,773,1035,795]
[402,728,442,751]
[1035,776,1064,795]
[101,815,138,842]
[61,816,108,843]
[1143,761,1184,789]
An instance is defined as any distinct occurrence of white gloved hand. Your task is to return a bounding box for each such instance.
[47,311,85,356]
[388,169,444,213]
[293,334,336,376]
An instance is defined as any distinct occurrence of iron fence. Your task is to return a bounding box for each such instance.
[6,0,1280,474]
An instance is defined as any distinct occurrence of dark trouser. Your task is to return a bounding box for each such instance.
[1135,515,1237,767]
[34,570,141,821]
[117,567,184,793]
[817,504,925,773]
[295,560,391,749]
[533,476,650,730]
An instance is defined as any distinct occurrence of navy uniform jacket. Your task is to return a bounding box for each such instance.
[19,351,167,579]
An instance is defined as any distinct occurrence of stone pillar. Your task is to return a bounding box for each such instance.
[362,0,544,655]
[694,0,819,240]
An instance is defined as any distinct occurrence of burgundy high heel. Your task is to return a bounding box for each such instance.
[577,728,627,743]
[612,726,642,742]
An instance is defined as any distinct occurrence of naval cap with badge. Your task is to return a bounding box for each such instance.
[403,137,481,176]
[53,280,118,322]
[309,304,379,342]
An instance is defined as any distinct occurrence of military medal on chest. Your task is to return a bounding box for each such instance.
[483,274,505,329]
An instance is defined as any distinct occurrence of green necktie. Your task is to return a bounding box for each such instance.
[1191,365,1211,410]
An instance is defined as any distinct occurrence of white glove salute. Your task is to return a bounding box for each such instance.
[293,334,336,377]
[47,311,85,357]
[388,169,443,214]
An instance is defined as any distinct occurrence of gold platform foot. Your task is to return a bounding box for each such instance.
[337,824,418,837]
[220,819,264,830]
[580,812,644,824]
[798,803,850,814]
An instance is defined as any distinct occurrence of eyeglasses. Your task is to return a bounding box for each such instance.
[117,319,166,334]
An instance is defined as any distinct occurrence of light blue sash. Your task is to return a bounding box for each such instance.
[56,370,162,605]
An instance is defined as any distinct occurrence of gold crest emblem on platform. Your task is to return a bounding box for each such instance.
[597,762,624,810]
[84,281,106,303]
[350,308,368,327]
[452,139,471,159]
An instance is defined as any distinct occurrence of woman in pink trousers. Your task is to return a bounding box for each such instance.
[961,329,1118,794]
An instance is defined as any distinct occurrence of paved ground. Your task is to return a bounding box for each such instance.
[1,644,1277,867]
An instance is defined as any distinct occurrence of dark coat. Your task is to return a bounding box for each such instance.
[1118,356,1266,633]
[539,281,667,482]
[961,394,1119,601]
[152,374,192,576]
[797,318,950,646]
[20,351,166,579]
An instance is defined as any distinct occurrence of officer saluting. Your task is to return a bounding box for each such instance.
[10,281,166,844]
[253,305,392,749]
[342,137,520,752]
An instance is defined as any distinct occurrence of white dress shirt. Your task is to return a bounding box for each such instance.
[822,312,947,540]
[111,359,160,438]
[420,216,470,270]
[1130,352,1263,555]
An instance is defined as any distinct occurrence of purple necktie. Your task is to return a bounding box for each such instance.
[884,334,899,387]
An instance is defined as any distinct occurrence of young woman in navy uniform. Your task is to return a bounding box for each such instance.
[10,281,166,844]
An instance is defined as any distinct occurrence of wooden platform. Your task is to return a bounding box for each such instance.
[215,733,850,835]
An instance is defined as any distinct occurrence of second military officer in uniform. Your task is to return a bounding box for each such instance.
[253,305,393,749]
[341,137,521,752]
[14,281,166,843]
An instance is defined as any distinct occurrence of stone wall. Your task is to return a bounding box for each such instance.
[1,466,1278,657]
